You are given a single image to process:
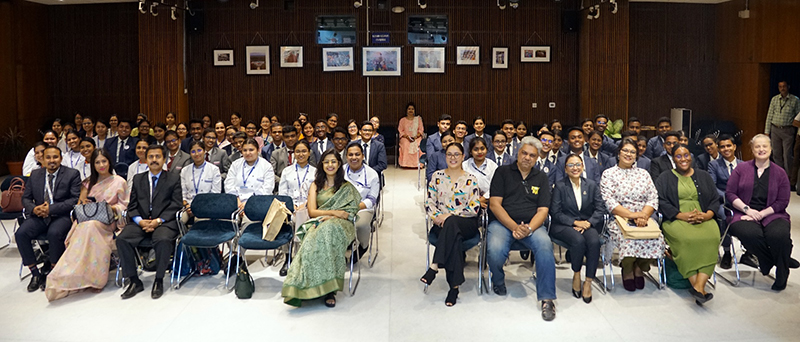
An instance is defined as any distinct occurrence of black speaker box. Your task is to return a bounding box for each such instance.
[562,10,579,33]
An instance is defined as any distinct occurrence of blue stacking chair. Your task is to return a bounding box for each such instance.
[174,193,241,290]
[424,208,487,295]
[237,195,295,278]
[1,176,27,250]
[417,136,428,190]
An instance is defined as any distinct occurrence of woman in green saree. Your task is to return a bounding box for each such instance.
[282,149,361,307]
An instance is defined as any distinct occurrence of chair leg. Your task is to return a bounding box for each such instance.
[477,238,485,295]
[348,240,361,296]
[717,239,742,287]
[223,243,236,291]
[423,237,431,294]
[368,220,379,268]
[0,219,16,250]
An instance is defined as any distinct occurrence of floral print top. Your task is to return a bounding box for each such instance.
[426,170,481,221]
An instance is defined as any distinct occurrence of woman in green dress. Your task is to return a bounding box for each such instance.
[281,149,361,308]
[655,144,720,305]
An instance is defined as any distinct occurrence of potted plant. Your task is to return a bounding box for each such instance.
[1,127,27,175]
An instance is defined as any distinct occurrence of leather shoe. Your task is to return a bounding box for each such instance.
[279,258,289,277]
[740,252,759,269]
[121,279,144,299]
[492,284,507,296]
[151,280,164,299]
[719,252,732,270]
[634,276,645,290]
[27,274,44,293]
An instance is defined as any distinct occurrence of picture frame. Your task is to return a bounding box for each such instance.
[492,47,509,69]
[520,46,551,63]
[414,47,445,73]
[456,46,479,65]
[213,49,234,66]
[362,47,401,76]
[245,46,270,75]
[322,47,354,72]
[280,46,303,68]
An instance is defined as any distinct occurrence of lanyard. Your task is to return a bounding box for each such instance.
[470,161,487,176]
[69,150,80,169]
[346,165,368,187]
[192,162,206,194]
[296,164,310,200]
[137,162,148,174]
[242,159,258,187]
[82,162,90,179]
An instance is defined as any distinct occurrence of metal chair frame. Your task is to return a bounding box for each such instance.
[417,136,428,190]
[423,208,487,295]
[347,214,361,296]
[237,195,297,284]
[550,214,614,295]
[715,206,776,287]
[366,173,384,268]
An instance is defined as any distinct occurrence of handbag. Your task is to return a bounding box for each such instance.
[615,215,661,240]
[234,263,255,299]
[74,201,115,225]
[262,198,291,241]
[1,177,25,213]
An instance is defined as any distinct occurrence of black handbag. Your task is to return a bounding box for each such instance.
[235,264,255,299]
[74,201,114,225]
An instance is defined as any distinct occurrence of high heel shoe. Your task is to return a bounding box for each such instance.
[420,268,438,285]
[445,287,459,307]
[582,282,592,303]
[572,276,581,298]
[572,288,582,299]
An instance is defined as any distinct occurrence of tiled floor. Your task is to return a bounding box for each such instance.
[1,168,799,342]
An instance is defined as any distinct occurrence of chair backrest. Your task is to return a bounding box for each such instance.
[243,195,295,222]
[191,193,239,219]
[420,137,427,153]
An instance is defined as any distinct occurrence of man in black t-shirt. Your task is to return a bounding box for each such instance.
[487,136,557,321]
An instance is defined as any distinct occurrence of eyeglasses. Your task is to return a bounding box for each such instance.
[620,148,637,155]
[204,135,216,140]
[540,138,553,144]
[704,143,716,147]
[596,121,607,125]
[361,128,373,132]
[664,141,677,146]
[333,137,348,141]
[674,153,692,160]
[190,149,204,154]
[446,152,463,158]
[566,162,583,169]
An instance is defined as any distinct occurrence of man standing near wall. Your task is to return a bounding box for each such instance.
[765,81,800,180]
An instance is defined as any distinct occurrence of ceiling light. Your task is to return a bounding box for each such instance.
[170,7,177,20]
[391,6,405,13]
[250,0,259,9]
[150,2,158,16]
[418,0,426,9]
[139,1,146,14]
[354,1,362,8]
[510,0,519,9]
[497,0,506,10]
[610,0,618,14]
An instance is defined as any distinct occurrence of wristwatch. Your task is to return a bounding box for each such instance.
[743,205,750,212]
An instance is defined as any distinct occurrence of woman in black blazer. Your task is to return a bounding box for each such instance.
[550,153,606,303]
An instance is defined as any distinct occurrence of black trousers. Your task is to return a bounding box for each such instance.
[729,218,793,287]
[116,222,178,279]
[549,224,600,279]
[431,216,480,288]
[15,216,72,266]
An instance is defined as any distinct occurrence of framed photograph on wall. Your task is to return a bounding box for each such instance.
[456,46,479,65]
[245,46,270,75]
[520,46,551,63]
[322,47,354,72]
[363,47,401,76]
[213,49,234,66]
[492,47,508,69]
[414,47,445,73]
[280,46,303,68]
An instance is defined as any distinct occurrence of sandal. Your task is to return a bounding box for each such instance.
[420,268,438,285]
[445,287,459,307]
[323,292,336,308]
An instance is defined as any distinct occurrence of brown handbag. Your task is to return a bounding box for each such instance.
[1,177,25,213]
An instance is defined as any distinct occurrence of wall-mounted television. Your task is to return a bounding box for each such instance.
[317,15,357,45]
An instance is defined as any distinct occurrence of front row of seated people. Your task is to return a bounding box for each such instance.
[421,133,796,320]
[13,130,796,313]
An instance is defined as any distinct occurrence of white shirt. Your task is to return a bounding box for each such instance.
[463,158,498,199]
[224,157,275,202]
[726,158,739,174]
[570,178,582,211]
[77,161,92,181]
[61,149,85,170]
[360,140,371,164]
[127,161,150,193]
[181,161,222,204]
[278,163,316,208]
[43,168,59,204]
[23,148,39,177]
[345,164,379,209]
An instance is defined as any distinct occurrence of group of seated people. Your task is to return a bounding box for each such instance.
[15,112,387,308]
[421,114,796,320]
[10,111,797,317]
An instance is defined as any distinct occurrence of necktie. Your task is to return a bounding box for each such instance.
[363,143,369,164]
[167,155,174,170]
[550,155,556,164]
[728,162,733,175]
[537,160,544,170]
[45,174,54,204]
[319,141,324,155]
[506,143,512,155]
[497,156,502,165]
[288,151,293,164]
[150,176,157,212]
[205,152,210,162]
[116,139,124,163]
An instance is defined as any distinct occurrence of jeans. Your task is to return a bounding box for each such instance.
[487,220,556,301]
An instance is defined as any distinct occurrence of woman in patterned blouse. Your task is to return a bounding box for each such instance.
[600,138,665,292]
[420,142,482,307]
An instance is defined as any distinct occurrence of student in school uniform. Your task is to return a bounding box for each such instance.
[181,141,222,214]
[224,138,275,208]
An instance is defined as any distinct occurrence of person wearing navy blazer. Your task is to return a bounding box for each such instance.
[310,136,334,165]
[104,120,138,171]
[426,131,455,183]
[426,114,452,155]
[554,151,602,185]
[16,146,81,292]
[549,153,605,303]
[486,130,515,166]
[358,121,388,175]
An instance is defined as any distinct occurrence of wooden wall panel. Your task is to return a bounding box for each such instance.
[12,0,50,142]
[756,0,800,63]
[628,3,717,126]
[186,0,580,132]
[48,4,139,123]
[579,0,630,123]
[138,10,188,125]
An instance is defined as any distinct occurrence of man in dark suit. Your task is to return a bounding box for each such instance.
[554,127,602,184]
[117,145,182,299]
[271,125,307,184]
[425,114,452,155]
[104,119,138,176]
[649,131,681,182]
[487,130,515,166]
[16,146,81,292]
[261,122,285,161]
[707,134,743,269]
[695,134,721,172]
[311,119,334,163]
[180,119,204,153]
[358,121,387,174]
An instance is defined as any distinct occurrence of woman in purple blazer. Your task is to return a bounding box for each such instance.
[726,134,795,291]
